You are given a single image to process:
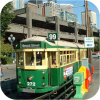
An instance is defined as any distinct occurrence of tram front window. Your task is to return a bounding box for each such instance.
[25,52,34,66]
[25,51,45,66]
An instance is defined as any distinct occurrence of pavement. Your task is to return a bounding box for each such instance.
[71,58,100,100]
[1,64,16,80]
[0,58,99,99]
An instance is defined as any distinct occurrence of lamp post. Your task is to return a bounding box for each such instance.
[8,34,15,59]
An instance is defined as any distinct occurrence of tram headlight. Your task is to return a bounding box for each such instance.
[19,82,21,84]
[43,83,45,86]
[28,76,33,81]
[42,71,45,74]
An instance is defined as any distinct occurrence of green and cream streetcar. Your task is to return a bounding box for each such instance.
[16,33,87,93]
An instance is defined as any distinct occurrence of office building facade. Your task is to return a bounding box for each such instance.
[37,1,60,17]
[60,11,78,22]
[13,0,24,10]
[81,10,97,28]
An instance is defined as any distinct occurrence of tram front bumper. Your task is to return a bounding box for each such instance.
[17,85,59,93]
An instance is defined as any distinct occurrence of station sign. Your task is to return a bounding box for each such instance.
[84,37,94,48]
[47,33,58,41]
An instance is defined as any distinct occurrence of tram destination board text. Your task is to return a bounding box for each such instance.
[21,43,41,48]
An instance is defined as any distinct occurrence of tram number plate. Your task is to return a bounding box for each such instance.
[27,82,36,86]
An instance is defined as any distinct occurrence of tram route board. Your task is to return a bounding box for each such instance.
[21,42,41,48]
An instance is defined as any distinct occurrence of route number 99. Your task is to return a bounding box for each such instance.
[49,34,56,40]
[48,33,58,41]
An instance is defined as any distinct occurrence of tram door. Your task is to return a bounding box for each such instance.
[48,52,60,86]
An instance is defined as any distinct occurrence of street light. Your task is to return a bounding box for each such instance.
[8,34,15,59]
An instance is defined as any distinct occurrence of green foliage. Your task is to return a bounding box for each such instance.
[0,2,15,37]
[1,55,13,64]
[94,38,99,51]
[1,38,14,55]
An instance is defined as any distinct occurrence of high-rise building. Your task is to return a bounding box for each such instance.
[19,0,24,9]
[28,0,43,5]
[48,0,57,3]
[37,1,60,17]
[13,0,24,10]
[60,4,73,13]
[81,10,97,28]
[60,11,78,22]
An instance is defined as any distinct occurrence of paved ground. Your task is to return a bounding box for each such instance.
[0,58,99,99]
[1,64,16,80]
[71,58,100,100]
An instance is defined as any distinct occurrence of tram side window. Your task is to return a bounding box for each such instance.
[51,52,56,65]
[63,55,66,65]
[18,52,23,65]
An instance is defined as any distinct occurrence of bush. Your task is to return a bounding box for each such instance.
[1,56,13,64]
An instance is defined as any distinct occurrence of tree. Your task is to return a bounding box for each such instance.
[94,38,99,51]
[1,38,14,56]
[0,2,15,37]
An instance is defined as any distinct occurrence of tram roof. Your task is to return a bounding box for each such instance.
[21,36,85,48]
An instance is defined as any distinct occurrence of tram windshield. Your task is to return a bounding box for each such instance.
[25,51,45,66]
[16,51,45,67]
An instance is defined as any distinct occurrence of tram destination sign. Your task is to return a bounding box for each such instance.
[21,43,41,48]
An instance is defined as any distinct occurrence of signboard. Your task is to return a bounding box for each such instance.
[21,43,41,48]
[63,65,73,80]
[47,33,58,41]
[84,37,94,48]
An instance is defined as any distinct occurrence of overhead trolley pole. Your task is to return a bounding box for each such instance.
[85,0,92,64]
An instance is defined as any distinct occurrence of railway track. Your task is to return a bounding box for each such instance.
[16,79,76,100]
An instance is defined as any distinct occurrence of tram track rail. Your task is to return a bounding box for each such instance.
[34,78,75,99]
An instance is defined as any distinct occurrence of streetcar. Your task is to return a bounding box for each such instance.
[16,34,87,93]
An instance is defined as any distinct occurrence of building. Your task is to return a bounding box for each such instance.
[60,11,78,22]
[81,10,97,28]
[60,4,73,13]
[25,2,38,14]
[37,1,60,17]
[28,0,43,5]
[13,0,24,10]
[37,4,45,16]
[48,0,57,3]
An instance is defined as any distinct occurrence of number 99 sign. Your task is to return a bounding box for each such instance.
[48,33,58,41]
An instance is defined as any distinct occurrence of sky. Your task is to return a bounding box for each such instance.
[24,0,100,29]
